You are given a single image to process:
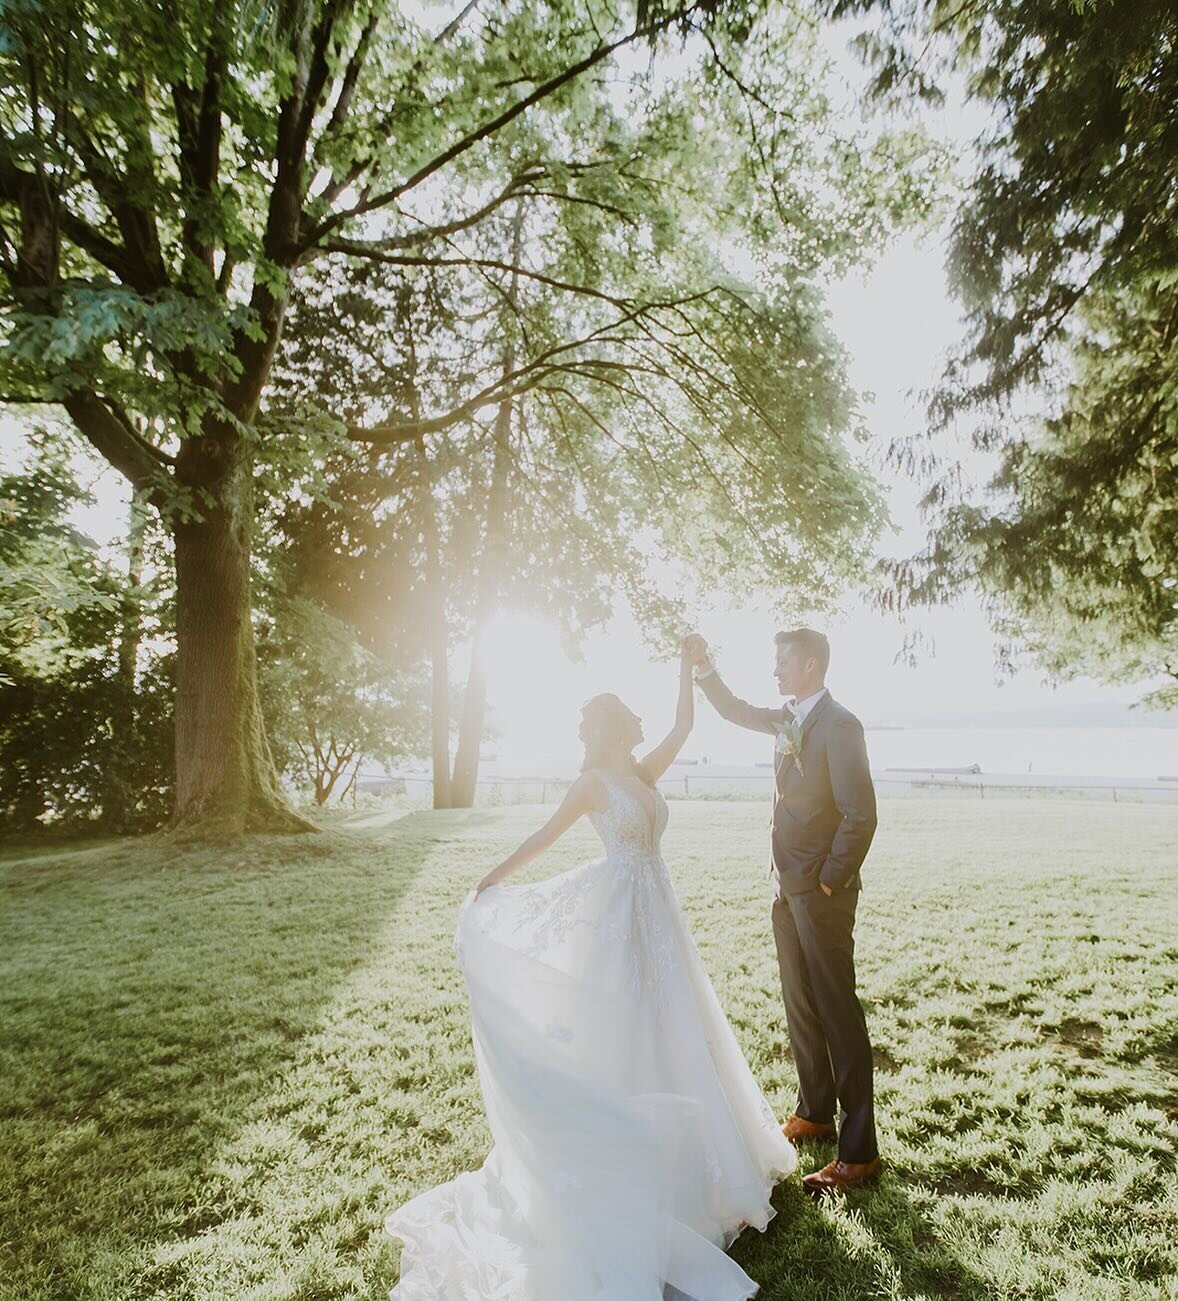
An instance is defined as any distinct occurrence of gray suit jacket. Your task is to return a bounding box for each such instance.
[699,673,877,894]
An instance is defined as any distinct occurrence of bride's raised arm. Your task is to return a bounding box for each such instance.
[474,773,601,896]
[639,640,695,783]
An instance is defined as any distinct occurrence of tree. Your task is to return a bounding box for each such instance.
[1,0,772,837]
[892,280,1178,707]
[256,593,429,806]
[267,8,940,803]
[0,438,175,830]
[251,435,436,806]
[2,0,942,835]
[834,0,1178,703]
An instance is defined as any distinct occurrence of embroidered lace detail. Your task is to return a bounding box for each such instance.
[586,768,667,859]
[508,864,598,959]
[586,771,679,1010]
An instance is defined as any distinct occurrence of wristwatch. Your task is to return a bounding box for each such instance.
[692,659,716,683]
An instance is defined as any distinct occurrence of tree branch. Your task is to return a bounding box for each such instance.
[293,0,348,176]
[62,117,167,290]
[349,363,568,444]
[306,166,542,253]
[54,207,148,288]
[174,1,228,278]
[306,7,379,208]
[309,0,483,213]
[59,388,176,506]
[320,241,634,306]
[303,6,695,244]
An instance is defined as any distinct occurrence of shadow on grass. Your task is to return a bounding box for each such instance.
[732,1151,993,1301]
[0,810,498,1299]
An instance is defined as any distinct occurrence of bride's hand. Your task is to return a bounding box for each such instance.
[682,632,707,666]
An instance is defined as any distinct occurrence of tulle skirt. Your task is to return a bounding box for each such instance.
[384,853,796,1300]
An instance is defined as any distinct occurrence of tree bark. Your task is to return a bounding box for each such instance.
[426,581,453,809]
[117,482,148,689]
[403,282,454,811]
[168,432,317,839]
[448,206,524,809]
[161,23,318,839]
[99,483,148,832]
[416,435,453,808]
[448,401,512,808]
[7,6,330,842]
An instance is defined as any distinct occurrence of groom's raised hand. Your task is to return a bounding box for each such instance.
[682,632,709,666]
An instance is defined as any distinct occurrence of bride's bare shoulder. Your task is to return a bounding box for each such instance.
[571,769,610,814]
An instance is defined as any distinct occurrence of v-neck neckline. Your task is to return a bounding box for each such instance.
[595,768,658,831]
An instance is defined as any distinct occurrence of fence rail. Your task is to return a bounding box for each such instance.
[346,771,1178,806]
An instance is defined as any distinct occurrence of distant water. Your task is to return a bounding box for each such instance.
[862,726,1175,780]
[485,727,1176,782]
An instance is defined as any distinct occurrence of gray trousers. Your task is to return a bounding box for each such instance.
[771,886,878,1164]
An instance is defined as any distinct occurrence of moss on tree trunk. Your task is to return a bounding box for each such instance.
[167,440,317,841]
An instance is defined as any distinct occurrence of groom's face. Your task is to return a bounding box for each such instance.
[774,640,813,698]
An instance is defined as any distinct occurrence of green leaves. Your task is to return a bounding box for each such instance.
[0,0,949,808]
[841,0,1178,705]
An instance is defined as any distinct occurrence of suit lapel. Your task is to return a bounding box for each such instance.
[773,696,831,788]
[800,691,832,744]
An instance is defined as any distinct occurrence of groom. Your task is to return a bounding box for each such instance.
[684,629,881,1194]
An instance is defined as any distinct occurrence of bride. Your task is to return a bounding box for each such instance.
[384,641,796,1300]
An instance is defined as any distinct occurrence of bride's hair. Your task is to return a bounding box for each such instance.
[579,693,655,787]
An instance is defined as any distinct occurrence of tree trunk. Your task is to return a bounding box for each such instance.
[117,482,148,689]
[448,205,524,809]
[168,434,317,839]
[449,397,513,808]
[399,291,454,809]
[338,758,360,806]
[101,484,149,832]
[427,605,452,809]
[414,413,451,808]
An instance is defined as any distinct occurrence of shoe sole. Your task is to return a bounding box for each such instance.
[782,1130,837,1145]
[802,1167,883,1196]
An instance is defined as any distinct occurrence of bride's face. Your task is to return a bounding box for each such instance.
[605,701,643,750]
[582,697,643,751]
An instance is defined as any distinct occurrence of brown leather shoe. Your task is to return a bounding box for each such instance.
[802,1156,882,1195]
[781,1113,837,1144]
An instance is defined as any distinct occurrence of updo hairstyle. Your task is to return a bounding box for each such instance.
[578,693,655,787]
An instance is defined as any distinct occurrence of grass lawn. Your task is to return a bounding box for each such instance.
[1,798,1176,1301]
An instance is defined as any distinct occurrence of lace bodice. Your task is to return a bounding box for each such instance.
[587,768,668,859]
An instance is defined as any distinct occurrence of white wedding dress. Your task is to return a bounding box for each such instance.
[384,768,796,1300]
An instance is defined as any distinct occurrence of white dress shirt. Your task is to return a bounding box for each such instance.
[788,687,828,725]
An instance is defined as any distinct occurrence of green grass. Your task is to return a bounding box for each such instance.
[1,799,1176,1301]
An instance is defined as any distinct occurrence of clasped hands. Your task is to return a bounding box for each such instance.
[682,632,710,671]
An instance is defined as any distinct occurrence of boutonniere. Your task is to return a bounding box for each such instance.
[775,716,804,777]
